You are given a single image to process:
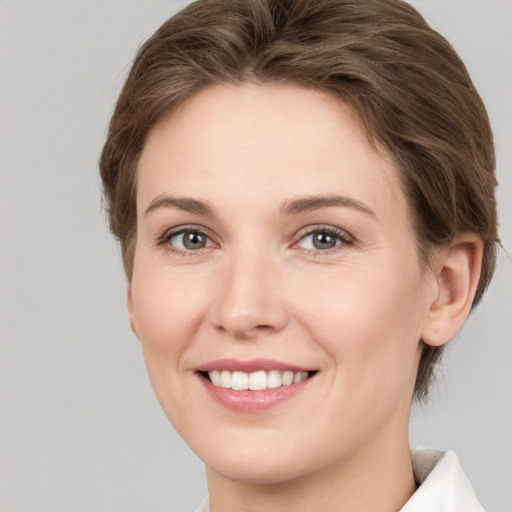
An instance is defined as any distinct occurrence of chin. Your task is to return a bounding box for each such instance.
[206,452,312,486]
[190,426,333,486]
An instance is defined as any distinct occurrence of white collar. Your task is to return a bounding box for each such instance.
[400,448,486,511]
[194,448,485,512]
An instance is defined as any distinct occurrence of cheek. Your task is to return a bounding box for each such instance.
[130,264,211,376]
[294,261,425,385]
[129,265,213,430]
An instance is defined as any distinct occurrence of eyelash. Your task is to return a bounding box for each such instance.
[157,225,214,256]
[156,224,353,256]
[294,225,353,254]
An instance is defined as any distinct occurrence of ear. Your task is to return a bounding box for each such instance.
[126,287,140,340]
[421,234,483,347]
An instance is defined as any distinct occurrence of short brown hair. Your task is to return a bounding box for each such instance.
[100,0,498,401]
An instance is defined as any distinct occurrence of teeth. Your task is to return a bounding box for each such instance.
[232,371,249,390]
[281,371,294,386]
[207,369,310,390]
[249,370,267,391]
[220,370,231,389]
[210,370,221,386]
[267,370,281,389]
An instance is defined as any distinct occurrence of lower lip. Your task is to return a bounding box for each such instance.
[198,374,314,412]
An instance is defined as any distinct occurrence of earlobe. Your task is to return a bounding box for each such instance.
[421,234,483,347]
[126,287,140,339]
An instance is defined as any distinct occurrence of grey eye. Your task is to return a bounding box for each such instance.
[171,230,210,250]
[311,232,338,250]
[298,230,346,251]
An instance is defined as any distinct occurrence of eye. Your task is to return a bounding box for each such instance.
[165,229,213,252]
[296,227,352,252]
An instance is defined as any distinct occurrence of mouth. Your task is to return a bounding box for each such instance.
[195,359,318,411]
[198,369,316,391]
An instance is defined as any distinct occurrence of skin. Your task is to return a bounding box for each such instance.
[128,83,482,512]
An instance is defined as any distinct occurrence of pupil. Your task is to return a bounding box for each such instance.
[313,232,336,250]
[183,232,206,250]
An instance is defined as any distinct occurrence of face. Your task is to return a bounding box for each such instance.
[129,83,436,485]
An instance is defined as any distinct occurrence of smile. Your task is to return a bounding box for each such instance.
[203,369,311,390]
[196,359,317,412]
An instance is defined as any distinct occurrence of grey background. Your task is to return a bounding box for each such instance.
[0,1,510,511]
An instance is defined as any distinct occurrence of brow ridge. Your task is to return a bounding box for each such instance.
[144,194,373,218]
[280,195,374,216]
[144,195,214,217]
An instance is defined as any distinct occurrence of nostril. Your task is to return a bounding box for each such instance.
[214,321,279,339]
[210,294,289,339]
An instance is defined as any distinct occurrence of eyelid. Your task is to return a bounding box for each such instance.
[155,223,353,255]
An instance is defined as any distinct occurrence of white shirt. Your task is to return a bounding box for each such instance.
[401,448,486,511]
[193,448,486,512]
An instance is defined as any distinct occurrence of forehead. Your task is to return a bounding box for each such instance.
[137,83,405,221]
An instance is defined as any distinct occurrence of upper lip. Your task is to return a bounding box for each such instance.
[196,358,314,373]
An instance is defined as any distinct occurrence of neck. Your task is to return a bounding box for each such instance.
[206,424,417,512]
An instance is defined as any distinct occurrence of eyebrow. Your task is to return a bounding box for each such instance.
[143,193,374,219]
[279,195,375,217]
[144,195,214,217]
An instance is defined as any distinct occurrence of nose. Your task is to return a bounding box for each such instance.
[209,248,289,340]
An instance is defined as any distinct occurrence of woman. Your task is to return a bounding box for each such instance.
[100,0,498,510]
